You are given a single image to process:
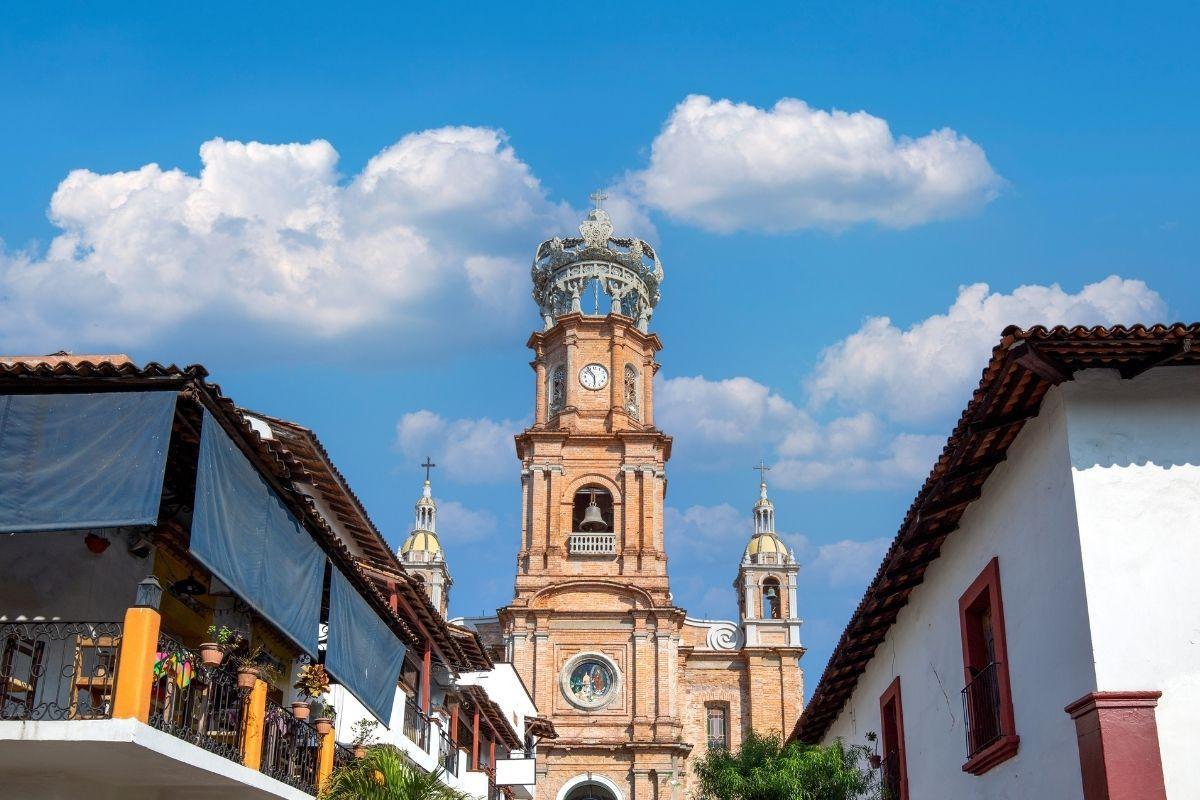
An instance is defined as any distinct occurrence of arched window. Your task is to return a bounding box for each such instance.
[624,364,640,420]
[549,365,565,415]
[762,577,782,619]
[572,487,613,533]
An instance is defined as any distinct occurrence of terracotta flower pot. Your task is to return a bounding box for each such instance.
[354,745,368,759]
[291,701,311,720]
[199,643,225,667]
[236,667,260,690]
[868,754,882,769]
[314,717,334,735]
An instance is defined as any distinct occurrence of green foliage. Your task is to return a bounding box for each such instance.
[205,624,244,647]
[320,745,478,800]
[692,733,876,800]
[351,718,381,747]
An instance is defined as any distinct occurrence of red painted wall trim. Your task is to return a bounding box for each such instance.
[1065,691,1167,800]
[958,557,1019,775]
[878,676,909,800]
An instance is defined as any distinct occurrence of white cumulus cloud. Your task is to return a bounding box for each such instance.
[665,500,891,591]
[0,129,575,356]
[436,500,499,544]
[626,94,1004,233]
[656,373,931,490]
[395,410,522,484]
[809,276,1168,424]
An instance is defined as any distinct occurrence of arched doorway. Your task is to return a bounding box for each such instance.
[558,774,623,800]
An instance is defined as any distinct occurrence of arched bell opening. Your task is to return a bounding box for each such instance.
[762,577,782,620]
[572,487,614,533]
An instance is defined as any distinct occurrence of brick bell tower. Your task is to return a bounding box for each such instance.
[499,194,686,800]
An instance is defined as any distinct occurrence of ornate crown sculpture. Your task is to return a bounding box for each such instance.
[531,192,664,332]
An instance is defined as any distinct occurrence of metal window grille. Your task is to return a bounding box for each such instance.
[961,661,1005,758]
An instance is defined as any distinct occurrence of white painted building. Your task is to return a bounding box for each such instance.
[792,324,1199,800]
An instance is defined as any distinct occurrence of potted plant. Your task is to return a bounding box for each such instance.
[865,731,882,769]
[199,624,243,667]
[292,663,330,721]
[349,719,379,759]
[231,645,271,690]
[313,700,336,735]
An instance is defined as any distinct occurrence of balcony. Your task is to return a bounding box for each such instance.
[402,699,431,750]
[567,533,616,555]
[1,620,123,722]
[879,749,902,800]
[438,725,459,776]
[0,617,334,799]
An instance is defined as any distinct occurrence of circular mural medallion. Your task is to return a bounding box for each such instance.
[560,653,620,710]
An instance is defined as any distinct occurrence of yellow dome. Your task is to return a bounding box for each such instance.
[746,532,786,556]
[400,530,442,556]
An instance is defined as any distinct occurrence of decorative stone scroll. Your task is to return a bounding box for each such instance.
[684,617,746,651]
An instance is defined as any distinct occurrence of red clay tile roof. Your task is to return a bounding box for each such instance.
[0,355,488,670]
[791,323,1200,744]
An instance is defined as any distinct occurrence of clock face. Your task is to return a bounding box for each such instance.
[579,363,609,390]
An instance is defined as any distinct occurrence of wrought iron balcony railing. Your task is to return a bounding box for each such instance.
[568,533,616,555]
[879,749,902,800]
[402,699,431,751]
[261,697,321,794]
[0,620,123,721]
[149,633,248,763]
[961,661,1006,758]
[438,726,459,775]
[333,741,356,771]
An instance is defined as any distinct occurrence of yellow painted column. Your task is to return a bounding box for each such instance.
[317,729,336,789]
[111,606,162,722]
[242,678,268,770]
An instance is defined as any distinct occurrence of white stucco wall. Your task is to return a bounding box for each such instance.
[457,662,538,745]
[0,529,151,621]
[1063,366,1200,798]
[822,389,1095,799]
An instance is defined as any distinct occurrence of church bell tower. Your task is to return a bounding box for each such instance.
[499,195,682,800]
[493,195,804,800]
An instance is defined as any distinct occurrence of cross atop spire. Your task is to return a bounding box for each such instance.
[589,189,608,211]
[421,456,436,483]
[754,459,771,485]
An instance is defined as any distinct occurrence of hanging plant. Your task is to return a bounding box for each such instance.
[293,663,331,699]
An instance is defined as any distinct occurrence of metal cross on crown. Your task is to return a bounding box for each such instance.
[421,456,436,482]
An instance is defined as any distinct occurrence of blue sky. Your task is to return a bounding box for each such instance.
[2,2,1198,693]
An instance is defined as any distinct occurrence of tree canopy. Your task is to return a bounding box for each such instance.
[320,745,476,800]
[692,733,876,800]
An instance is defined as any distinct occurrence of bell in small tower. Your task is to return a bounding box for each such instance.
[580,491,608,532]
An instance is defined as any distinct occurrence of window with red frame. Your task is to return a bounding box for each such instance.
[959,557,1019,773]
[879,677,908,800]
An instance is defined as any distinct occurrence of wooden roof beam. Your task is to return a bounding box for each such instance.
[1119,338,1193,379]
[1009,341,1070,384]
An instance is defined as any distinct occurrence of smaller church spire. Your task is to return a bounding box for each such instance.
[399,461,452,618]
[753,461,775,535]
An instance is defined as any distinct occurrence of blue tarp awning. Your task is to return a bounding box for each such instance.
[191,409,324,656]
[0,391,177,533]
[326,568,407,727]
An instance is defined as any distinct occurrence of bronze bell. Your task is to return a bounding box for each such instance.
[580,494,607,531]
